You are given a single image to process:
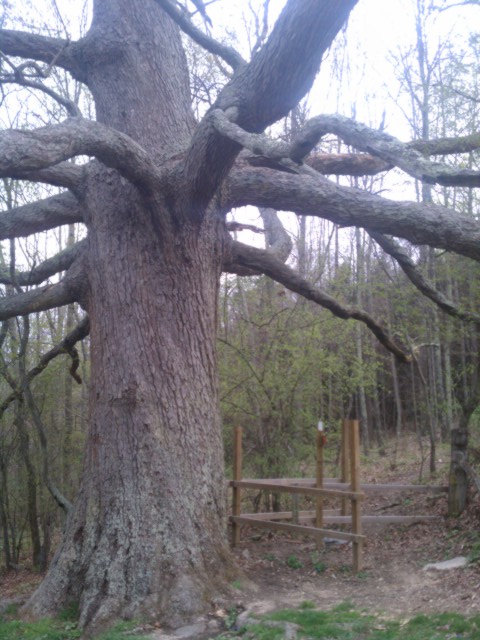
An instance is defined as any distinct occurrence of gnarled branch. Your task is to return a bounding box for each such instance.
[0,316,89,420]
[0,58,82,117]
[0,118,162,192]
[224,239,410,363]
[291,114,480,186]
[184,0,357,214]
[369,232,480,326]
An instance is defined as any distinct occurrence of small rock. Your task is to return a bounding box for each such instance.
[236,610,253,626]
[173,622,207,638]
[206,619,220,630]
[423,556,468,571]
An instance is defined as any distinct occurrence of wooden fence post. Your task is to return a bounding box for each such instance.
[341,419,350,516]
[232,426,243,546]
[349,419,363,572]
[316,421,325,543]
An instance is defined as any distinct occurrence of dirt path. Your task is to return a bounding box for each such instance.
[233,490,480,621]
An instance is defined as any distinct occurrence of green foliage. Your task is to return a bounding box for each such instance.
[285,554,303,569]
[220,606,480,640]
[0,618,82,640]
[468,540,480,564]
[298,600,315,609]
[311,552,327,574]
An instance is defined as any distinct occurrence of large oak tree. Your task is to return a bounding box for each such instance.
[1,0,480,633]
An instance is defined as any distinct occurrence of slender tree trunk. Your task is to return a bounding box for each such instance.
[354,228,369,453]
[0,468,12,569]
[15,401,42,569]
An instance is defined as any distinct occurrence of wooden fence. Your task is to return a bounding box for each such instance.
[229,420,446,572]
[230,420,365,572]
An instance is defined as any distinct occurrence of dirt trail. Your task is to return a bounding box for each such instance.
[233,489,480,621]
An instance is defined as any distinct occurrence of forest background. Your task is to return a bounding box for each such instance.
[0,0,479,573]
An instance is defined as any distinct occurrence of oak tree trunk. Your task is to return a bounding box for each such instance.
[24,0,237,631]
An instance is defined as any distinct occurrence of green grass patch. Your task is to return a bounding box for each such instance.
[221,605,480,639]
[285,554,303,569]
[0,616,143,640]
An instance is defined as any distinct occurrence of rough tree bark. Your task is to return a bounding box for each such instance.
[21,1,233,631]
[1,0,480,634]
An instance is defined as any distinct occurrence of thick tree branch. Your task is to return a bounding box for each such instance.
[216,1,358,132]
[410,132,480,156]
[0,240,86,286]
[9,161,86,191]
[184,0,358,213]
[0,264,84,320]
[369,232,480,326]
[259,207,292,262]
[0,192,83,240]
[0,30,87,83]
[0,118,163,192]
[225,239,410,363]
[210,109,289,158]
[292,114,480,186]
[306,153,391,175]
[154,0,245,70]
[227,165,480,262]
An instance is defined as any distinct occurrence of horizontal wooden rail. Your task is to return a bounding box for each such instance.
[230,515,365,543]
[239,511,440,524]
[238,477,339,485]
[234,478,447,494]
[230,480,364,501]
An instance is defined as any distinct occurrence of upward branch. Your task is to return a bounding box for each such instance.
[183,0,358,213]
[154,0,245,70]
